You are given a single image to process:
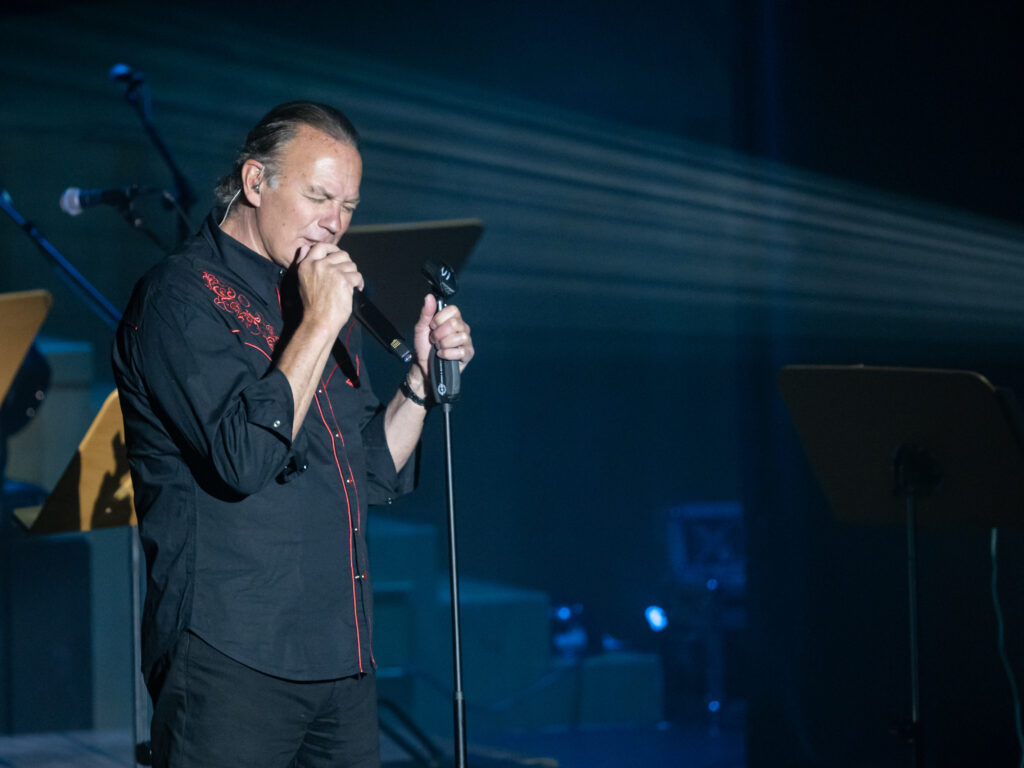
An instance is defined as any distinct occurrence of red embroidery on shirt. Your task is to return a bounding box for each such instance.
[201,271,279,351]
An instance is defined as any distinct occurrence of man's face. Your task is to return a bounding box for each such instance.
[253,124,362,268]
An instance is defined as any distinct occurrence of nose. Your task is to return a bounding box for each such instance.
[319,202,351,238]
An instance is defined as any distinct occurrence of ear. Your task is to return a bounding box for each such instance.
[240,160,264,208]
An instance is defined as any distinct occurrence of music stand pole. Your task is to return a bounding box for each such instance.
[905,490,921,745]
[893,444,941,768]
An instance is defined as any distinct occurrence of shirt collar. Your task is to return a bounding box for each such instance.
[202,210,287,304]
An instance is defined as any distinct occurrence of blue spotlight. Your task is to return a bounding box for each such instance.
[555,605,572,622]
[645,605,668,632]
[707,699,721,713]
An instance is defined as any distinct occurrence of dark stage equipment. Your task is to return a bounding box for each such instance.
[779,364,1024,768]
[665,501,746,719]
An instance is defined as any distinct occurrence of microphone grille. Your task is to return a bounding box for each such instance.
[60,187,83,216]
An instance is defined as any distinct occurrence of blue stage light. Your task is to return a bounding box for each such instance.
[601,634,626,651]
[645,605,668,632]
[555,605,571,622]
[708,699,721,713]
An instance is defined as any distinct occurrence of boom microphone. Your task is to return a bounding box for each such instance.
[59,186,157,216]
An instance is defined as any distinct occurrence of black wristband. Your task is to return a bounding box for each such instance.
[400,377,431,408]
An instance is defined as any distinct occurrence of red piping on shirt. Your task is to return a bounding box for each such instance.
[318,376,373,665]
[313,390,364,673]
[243,342,272,362]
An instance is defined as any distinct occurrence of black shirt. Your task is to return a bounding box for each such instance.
[113,213,414,686]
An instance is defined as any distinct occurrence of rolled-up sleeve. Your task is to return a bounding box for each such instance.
[360,404,417,504]
[126,285,294,497]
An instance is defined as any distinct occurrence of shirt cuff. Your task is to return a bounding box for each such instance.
[362,406,417,504]
[241,368,294,444]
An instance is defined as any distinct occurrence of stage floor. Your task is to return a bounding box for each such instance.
[0,720,745,768]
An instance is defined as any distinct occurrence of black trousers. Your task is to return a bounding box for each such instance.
[150,632,380,768]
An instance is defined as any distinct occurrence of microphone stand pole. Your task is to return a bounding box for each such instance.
[117,71,196,245]
[440,398,467,768]
[0,189,121,330]
[422,261,467,768]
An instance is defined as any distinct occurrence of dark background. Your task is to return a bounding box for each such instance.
[3,2,1024,766]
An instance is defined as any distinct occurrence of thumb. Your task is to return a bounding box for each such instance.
[417,293,438,328]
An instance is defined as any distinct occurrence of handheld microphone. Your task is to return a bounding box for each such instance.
[421,260,460,404]
[59,185,157,216]
[352,290,414,364]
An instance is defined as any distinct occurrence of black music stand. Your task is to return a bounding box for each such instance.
[342,218,482,334]
[778,365,1024,768]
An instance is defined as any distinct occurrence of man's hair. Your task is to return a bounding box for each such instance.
[214,100,360,207]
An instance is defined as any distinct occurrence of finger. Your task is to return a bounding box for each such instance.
[433,324,471,349]
[430,316,470,346]
[322,250,356,267]
[429,303,463,329]
[422,293,438,318]
[348,269,365,293]
[305,243,356,264]
[436,338,474,365]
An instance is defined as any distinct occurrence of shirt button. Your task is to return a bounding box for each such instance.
[345,477,352,485]
[317,388,322,394]
[272,419,281,429]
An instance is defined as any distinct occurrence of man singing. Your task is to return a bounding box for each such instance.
[113,101,474,768]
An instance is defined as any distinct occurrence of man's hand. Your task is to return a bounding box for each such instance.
[295,243,364,333]
[412,294,474,383]
[275,244,364,439]
[384,294,475,470]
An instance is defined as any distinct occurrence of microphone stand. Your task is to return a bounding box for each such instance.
[422,261,467,768]
[111,188,176,256]
[113,66,196,246]
[0,189,121,330]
